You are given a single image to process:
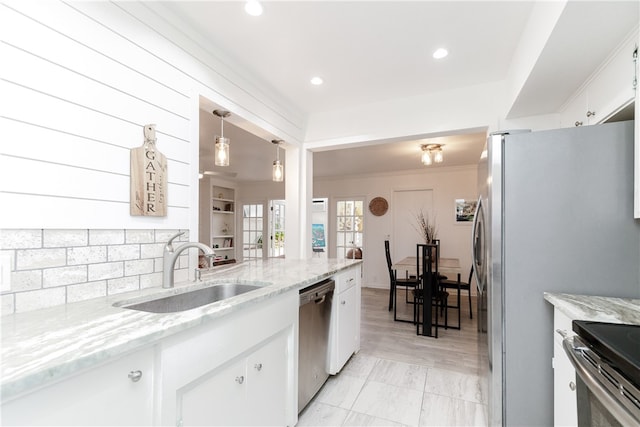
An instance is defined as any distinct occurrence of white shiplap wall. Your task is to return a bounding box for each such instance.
[0,0,305,230]
[0,0,306,312]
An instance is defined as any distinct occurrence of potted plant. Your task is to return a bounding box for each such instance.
[414,210,437,244]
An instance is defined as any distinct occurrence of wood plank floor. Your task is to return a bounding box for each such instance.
[361,287,485,375]
[297,287,488,426]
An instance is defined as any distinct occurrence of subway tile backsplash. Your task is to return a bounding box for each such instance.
[0,229,188,315]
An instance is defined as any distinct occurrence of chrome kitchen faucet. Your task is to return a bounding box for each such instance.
[162,232,215,288]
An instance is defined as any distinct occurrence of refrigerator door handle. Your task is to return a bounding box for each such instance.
[471,195,483,294]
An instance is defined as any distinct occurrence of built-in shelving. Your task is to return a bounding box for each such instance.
[211,185,235,261]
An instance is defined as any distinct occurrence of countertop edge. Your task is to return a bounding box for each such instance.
[1,259,361,402]
[544,292,640,325]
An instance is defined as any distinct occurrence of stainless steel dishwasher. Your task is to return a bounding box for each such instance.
[298,279,335,413]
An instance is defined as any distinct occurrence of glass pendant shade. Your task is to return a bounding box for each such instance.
[273,159,283,182]
[434,148,444,163]
[215,136,230,166]
[421,150,433,165]
[271,139,284,182]
[213,109,231,167]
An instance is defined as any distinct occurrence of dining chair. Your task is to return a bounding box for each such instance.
[384,240,419,322]
[439,265,474,329]
[432,239,448,282]
[413,243,449,337]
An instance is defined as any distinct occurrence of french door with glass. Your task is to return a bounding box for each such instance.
[335,199,364,259]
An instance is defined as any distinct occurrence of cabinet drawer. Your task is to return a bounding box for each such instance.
[335,267,357,293]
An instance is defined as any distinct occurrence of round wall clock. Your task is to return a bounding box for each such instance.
[369,197,389,216]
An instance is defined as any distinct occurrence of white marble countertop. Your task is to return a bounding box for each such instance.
[0,258,361,402]
[544,292,640,325]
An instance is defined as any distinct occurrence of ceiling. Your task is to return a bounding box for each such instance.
[180,1,638,181]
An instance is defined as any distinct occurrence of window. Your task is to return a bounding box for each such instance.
[336,199,364,259]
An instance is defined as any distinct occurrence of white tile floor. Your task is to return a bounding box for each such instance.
[297,353,486,426]
[296,288,488,427]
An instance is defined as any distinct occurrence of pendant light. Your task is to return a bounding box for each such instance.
[213,110,231,167]
[272,139,284,182]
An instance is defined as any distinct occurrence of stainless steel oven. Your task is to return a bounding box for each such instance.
[563,321,640,426]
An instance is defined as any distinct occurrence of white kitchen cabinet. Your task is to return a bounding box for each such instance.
[560,32,637,128]
[245,331,289,425]
[179,331,288,426]
[561,90,590,127]
[1,346,155,426]
[551,308,578,427]
[328,264,361,374]
[334,284,357,369]
[160,290,298,427]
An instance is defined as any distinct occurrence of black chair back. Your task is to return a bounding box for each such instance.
[416,243,438,291]
[384,240,394,283]
[385,240,396,311]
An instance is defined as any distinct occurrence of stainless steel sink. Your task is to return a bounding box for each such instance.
[120,283,262,313]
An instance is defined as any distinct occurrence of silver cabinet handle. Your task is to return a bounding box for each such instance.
[341,300,346,305]
[128,370,142,382]
[569,381,576,391]
[254,363,263,371]
[235,375,244,384]
[586,110,596,118]
[575,121,583,126]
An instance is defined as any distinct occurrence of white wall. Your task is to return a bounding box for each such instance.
[237,182,285,204]
[0,0,304,231]
[314,165,477,291]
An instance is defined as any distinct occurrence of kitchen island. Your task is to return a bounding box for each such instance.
[1,258,362,426]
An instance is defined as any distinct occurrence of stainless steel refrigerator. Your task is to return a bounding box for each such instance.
[472,120,640,426]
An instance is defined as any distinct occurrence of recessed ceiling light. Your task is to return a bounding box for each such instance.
[433,48,448,59]
[244,1,263,16]
[310,76,324,86]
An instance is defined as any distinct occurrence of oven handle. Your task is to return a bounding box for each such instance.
[562,335,639,426]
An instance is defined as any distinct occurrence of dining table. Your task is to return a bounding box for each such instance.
[391,256,461,337]
[392,256,461,278]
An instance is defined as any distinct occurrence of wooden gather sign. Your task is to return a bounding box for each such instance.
[130,124,167,216]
